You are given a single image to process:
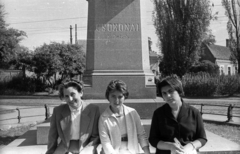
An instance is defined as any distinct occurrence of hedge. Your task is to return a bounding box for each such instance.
[182,72,240,97]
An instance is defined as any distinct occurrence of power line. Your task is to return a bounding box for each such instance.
[9,17,87,25]
[25,26,87,32]
[27,26,87,35]
[28,30,70,35]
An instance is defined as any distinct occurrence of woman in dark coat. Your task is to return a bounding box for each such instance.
[149,75,207,154]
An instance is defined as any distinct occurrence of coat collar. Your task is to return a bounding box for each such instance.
[164,99,189,121]
[177,100,188,120]
[102,104,130,118]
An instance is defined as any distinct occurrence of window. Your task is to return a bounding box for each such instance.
[220,66,224,75]
[235,67,238,74]
[228,66,231,75]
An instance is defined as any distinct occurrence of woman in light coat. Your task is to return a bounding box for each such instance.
[99,79,150,154]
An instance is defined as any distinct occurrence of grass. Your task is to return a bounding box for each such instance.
[0,107,15,115]
[204,122,240,145]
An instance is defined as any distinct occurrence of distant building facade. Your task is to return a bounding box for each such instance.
[149,50,160,76]
[201,43,238,75]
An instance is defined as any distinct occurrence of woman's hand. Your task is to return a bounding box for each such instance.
[182,143,197,154]
[169,142,185,154]
[156,138,185,154]
[169,138,184,154]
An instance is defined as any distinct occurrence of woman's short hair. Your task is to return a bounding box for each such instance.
[59,79,84,100]
[105,79,129,100]
[157,75,184,97]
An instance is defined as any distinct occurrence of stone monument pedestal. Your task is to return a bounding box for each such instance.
[83,0,156,99]
[84,70,156,99]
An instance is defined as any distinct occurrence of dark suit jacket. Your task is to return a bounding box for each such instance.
[46,101,100,154]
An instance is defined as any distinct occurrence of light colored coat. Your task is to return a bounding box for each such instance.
[46,101,100,154]
[99,105,149,154]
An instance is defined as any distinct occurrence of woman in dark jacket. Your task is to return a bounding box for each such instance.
[149,75,207,154]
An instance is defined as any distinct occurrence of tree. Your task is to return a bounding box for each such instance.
[32,42,85,89]
[11,46,33,77]
[153,0,214,77]
[0,4,27,69]
[222,0,240,74]
[202,29,216,45]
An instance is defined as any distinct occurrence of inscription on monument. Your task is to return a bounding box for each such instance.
[96,23,139,32]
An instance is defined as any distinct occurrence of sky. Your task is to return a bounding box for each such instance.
[1,0,229,52]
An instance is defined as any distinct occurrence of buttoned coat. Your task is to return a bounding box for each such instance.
[46,101,100,154]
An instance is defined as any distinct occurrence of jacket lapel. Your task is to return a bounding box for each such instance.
[79,101,90,143]
[177,101,188,122]
[60,105,72,147]
[124,105,138,154]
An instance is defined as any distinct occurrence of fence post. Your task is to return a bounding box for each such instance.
[227,104,234,122]
[16,108,21,123]
[200,104,203,115]
[45,104,50,120]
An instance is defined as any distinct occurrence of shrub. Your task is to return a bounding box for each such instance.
[0,75,47,95]
[182,72,218,97]
[216,74,240,96]
[189,60,219,75]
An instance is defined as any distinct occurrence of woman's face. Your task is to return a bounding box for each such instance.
[108,90,125,113]
[161,85,181,107]
[63,87,83,109]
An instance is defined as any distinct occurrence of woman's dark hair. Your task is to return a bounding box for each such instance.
[58,79,84,100]
[105,79,129,100]
[157,75,184,97]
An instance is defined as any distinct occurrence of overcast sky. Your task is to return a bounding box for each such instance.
[1,0,228,52]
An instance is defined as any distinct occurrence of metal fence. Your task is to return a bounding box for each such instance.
[0,104,57,123]
[190,103,240,122]
[0,103,239,123]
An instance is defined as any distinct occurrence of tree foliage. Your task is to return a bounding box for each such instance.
[222,0,240,74]
[32,42,86,88]
[0,4,27,69]
[153,0,214,77]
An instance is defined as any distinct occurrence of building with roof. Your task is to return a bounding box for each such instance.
[201,42,238,75]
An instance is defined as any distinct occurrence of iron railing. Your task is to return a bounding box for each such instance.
[0,104,57,123]
[190,103,240,122]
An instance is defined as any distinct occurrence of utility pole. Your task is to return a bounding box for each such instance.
[75,24,78,44]
[70,25,73,44]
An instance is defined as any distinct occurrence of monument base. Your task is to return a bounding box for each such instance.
[83,70,156,99]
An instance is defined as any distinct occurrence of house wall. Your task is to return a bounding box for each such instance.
[216,59,238,75]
